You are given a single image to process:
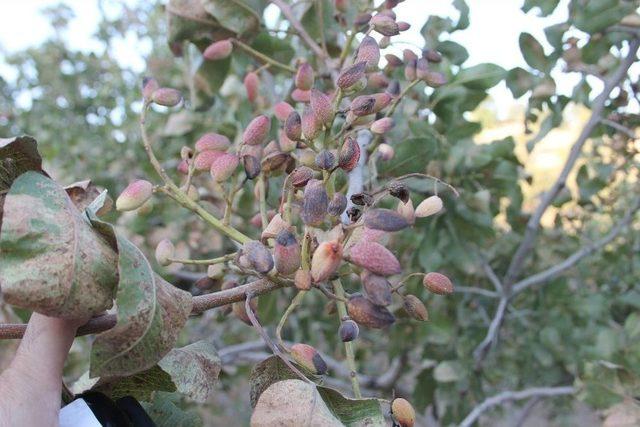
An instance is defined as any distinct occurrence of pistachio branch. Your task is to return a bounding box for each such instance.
[269,0,326,59]
[140,104,252,244]
[231,39,296,73]
[332,279,362,398]
[0,278,290,340]
[166,252,236,265]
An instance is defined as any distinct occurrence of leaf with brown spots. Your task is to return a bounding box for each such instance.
[87,204,192,378]
[158,340,221,402]
[0,172,118,318]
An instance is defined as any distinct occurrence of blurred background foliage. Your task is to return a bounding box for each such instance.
[1,0,639,425]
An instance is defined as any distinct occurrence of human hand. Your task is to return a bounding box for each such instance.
[0,313,84,427]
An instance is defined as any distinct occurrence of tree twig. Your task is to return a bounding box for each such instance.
[472,296,508,368]
[601,118,638,139]
[511,196,640,296]
[231,39,296,73]
[0,278,290,340]
[502,38,640,288]
[332,279,361,398]
[459,386,574,427]
[270,0,326,59]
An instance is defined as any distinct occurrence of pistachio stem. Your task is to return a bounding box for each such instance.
[258,173,269,229]
[276,290,308,352]
[338,29,357,68]
[166,252,236,266]
[332,279,362,398]
[244,292,312,383]
[231,39,296,73]
[140,105,252,244]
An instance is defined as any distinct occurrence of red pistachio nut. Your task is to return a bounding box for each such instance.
[244,71,259,103]
[415,195,443,217]
[154,239,175,266]
[210,153,239,183]
[242,115,271,146]
[290,343,327,375]
[116,179,153,211]
[355,36,380,70]
[404,59,417,81]
[194,150,224,171]
[288,165,314,188]
[274,101,295,122]
[403,294,428,321]
[385,53,403,67]
[203,39,233,60]
[310,89,333,126]
[242,240,274,274]
[274,229,301,275]
[301,105,319,140]
[391,398,416,427]
[350,95,376,116]
[295,62,314,90]
[348,241,401,276]
[338,136,361,172]
[403,49,418,62]
[142,76,159,101]
[337,61,367,90]
[301,179,329,226]
[339,319,359,342]
[310,240,343,283]
[151,88,182,107]
[284,111,302,141]
[361,271,393,307]
[424,70,447,88]
[347,294,395,329]
[377,143,395,161]
[327,192,348,217]
[371,14,400,36]
[368,72,390,89]
[195,132,231,155]
[291,88,311,103]
[242,155,261,179]
[423,272,454,295]
[314,150,335,171]
[363,208,410,232]
[370,117,395,134]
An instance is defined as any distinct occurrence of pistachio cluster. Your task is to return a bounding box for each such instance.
[116,0,456,417]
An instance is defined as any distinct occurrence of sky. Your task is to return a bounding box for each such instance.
[0,0,601,115]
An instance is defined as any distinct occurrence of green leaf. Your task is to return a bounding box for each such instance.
[519,32,550,73]
[88,208,192,378]
[141,392,203,427]
[166,0,232,51]
[0,136,44,192]
[95,365,177,402]
[192,56,231,111]
[454,63,505,90]
[250,33,295,67]
[506,67,537,98]
[421,15,453,46]
[317,386,385,427]
[522,0,560,16]
[544,23,568,50]
[0,172,118,318]
[201,0,264,38]
[158,340,221,402]
[452,0,470,30]
[249,356,385,426]
[437,40,469,65]
[574,0,634,34]
[0,136,46,228]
